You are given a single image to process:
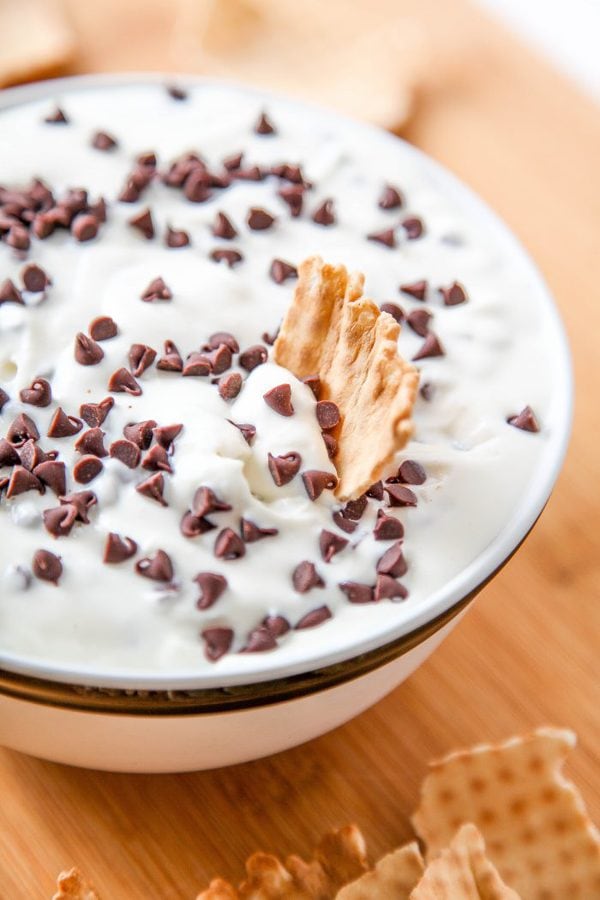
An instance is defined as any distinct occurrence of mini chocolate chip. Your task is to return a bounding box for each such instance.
[302,470,338,501]
[247,207,275,231]
[412,333,445,361]
[214,527,245,560]
[380,302,404,323]
[166,225,190,248]
[44,107,68,124]
[167,84,187,100]
[136,472,167,506]
[223,151,243,171]
[33,460,66,496]
[271,162,307,184]
[8,413,40,445]
[124,420,157,449]
[22,264,50,292]
[292,560,324,593]
[218,372,242,400]
[231,165,264,182]
[128,343,156,376]
[73,455,104,484]
[136,151,157,169]
[322,433,337,459]
[339,581,374,604]
[141,444,171,473]
[153,423,183,449]
[375,574,408,602]
[71,213,99,242]
[59,490,97,523]
[210,248,243,267]
[277,184,304,217]
[0,389,9,412]
[507,406,540,432]
[303,375,321,399]
[255,111,276,134]
[373,511,404,540]
[368,227,396,248]
[47,408,83,438]
[239,344,268,371]
[295,606,332,629]
[268,451,301,486]
[206,331,240,353]
[202,627,233,662]
[402,216,424,240]
[104,533,138,563]
[6,465,44,498]
[397,459,426,484]
[378,184,403,210]
[43,505,78,538]
[343,496,368,520]
[75,332,104,366]
[88,198,107,222]
[262,615,290,638]
[110,439,141,468]
[366,480,384,500]
[206,344,233,374]
[386,483,418,507]
[229,421,256,445]
[332,511,357,534]
[18,439,52,471]
[32,549,62,584]
[141,276,172,302]
[193,486,232,518]
[108,367,142,395]
[19,378,52,407]
[157,340,183,371]
[89,316,118,342]
[31,214,55,240]
[5,225,30,251]
[270,258,298,284]
[312,199,335,226]
[212,212,237,239]
[0,438,21,467]
[406,308,432,337]
[80,397,114,428]
[316,401,340,430]
[180,510,215,538]
[194,572,227,610]
[376,541,408,577]
[128,208,155,239]
[182,352,211,377]
[136,549,173,582]
[75,428,107,457]
[240,519,278,542]
[420,381,434,401]
[263,383,294,416]
[440,281,468,306]
[319,529,348,562]
[242,626,278,653]
[92,131,117,151]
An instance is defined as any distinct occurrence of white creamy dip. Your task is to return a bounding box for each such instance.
[0,83,561,683]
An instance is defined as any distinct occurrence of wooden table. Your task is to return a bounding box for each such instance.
[0,7,598,898]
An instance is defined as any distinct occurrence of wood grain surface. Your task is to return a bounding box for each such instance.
[0,5,599,899]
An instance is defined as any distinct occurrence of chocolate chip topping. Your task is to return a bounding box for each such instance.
[229,421,256,445]
[123,420,157,449]
[295,606,332,629]
[18,439,53,471]
[270,258,298,284]
[210,248,243,267]
[7,413,40,445]
[6,465,44,498]
[322,433,338,459]
[166,225,190,248]
[397,459,427,484]
[339,581,374,604]
[240,519,278,542]
[89,316,118,342]
[110,439,141,469]
[182,352,210,377]
[343,496,368,520]
[75,428,107,457]
[268,451,301,486]
[212,211,237,240]
[142,444,171,473]
[201,627,233,662]
[373,511,404,541]
[239,344,268,371]
[412,333,445,361]
[378,184,403,210]
[319,529,349,563]
[153,423,183,449]
[157,340,183,372]
[19,378,52,407]
[71,213,99,242]
[263,383,294,416]
[420,382,434,402]
[43,505,78,538]
[128,208,154,239]
[22,263,50,292]
[255,111,276,135]
[218,372,242,401]
[292,560,324,593]
[402,216,424,240]
[247,207,275,231]
[128,343,156,376]
[507,406,540,432]
[315,401,340,431]
[166,84,187,101]
[44,107,68,124]
[140,276,172,302]
[406,308,432,337]
[194,572,227,610]
[32,549,62,584]
[108,367,142,395]
[0,388,9,411]
[104,533,138,563]
[375,574,408,602]
[302,470,338,501]
[386,483,418,507]
[59,490,97,523]
[74,332,104,366]
[0,279,23,305]
[262,615,290,638]
[368,228,396,248]
[242,626,278,653]
[180,511,215,538]
[303,375,321,399]
[440,281,468,306]
[214,527,246,560]
[73,455,103,484]
[0,438,20,467]
[380,302,404,323]
[47,408,83,438]
[193,486,232,518]
[135,549,173,582]
[332,511,357,534]
[91,130,118,151]
[312,199,335,226]
[366,480,384,501]
[277,184,304,217]
[136,472,167,506]
[376,541,408,577]
[79,398,113,430]
[223,151,243,171]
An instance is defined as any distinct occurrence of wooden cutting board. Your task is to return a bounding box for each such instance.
[0,5,598,898]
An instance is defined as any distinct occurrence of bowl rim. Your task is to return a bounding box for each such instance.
[0,72,573,691]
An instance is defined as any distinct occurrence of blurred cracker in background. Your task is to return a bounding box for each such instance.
[0,0,75,87]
